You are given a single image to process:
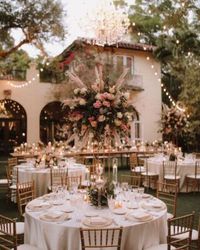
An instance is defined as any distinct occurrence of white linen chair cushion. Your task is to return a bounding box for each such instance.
[0,179,8,184]
[144,243,176,250]
[141,172,158,176]
[164,175,181,180]
[186,174,200,179]
[17,244,41,250]
[0,222,24,235]
[131,166,145,173]
[9,184,17,189]
[170,226,198,241]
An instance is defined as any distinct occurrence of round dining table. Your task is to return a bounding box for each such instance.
[147,155,196,192]
[24,191,167,250]
[14,160,86,197]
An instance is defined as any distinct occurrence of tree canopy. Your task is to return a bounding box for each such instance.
[0,0,66,58]
[124,0,200,150]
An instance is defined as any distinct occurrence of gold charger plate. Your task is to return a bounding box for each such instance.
[82,216,113,228]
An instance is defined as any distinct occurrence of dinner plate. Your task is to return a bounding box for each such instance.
[125,212,153,222]
[85,212,99,217]
[40,212,69,222]
[140,201,165,211]
[51,200,64,206]
[142,194,151,199]
[59,207,74,213]
[112,208,127,215]
[82,216,113,228]
[27,201,51,212]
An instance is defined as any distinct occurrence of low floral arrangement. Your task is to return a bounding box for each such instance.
[88,180,115,207]
[63,64,135,149]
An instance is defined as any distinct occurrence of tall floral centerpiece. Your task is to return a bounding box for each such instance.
[63,64,135,150]
[160,104,188,146]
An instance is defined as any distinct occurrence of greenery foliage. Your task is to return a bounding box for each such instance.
[88,180,115,207]
[124,0,200,151]
[0,0,66,58]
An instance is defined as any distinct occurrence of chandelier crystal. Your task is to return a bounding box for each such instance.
[80,0,130,46]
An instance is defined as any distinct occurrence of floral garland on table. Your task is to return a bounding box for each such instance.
[63,64,135,149]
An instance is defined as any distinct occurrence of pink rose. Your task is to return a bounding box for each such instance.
[88,116,95,122]
[93,100,102,108]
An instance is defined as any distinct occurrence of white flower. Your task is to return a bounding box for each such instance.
[80,88,87,94]
[109,86,115,94]
[117,112,123,119]
[95,93,101,100]
[79,98,86,105]
[98,115,105,122]
[74,88,80,95]
[123,92,130,99]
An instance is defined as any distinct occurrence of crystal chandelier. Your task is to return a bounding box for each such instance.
[80,0,130,46]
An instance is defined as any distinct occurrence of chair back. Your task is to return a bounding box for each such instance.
[168,212,194,249]
[163,161,178,179]
[80,227,123,250]
[195,161,200,179]
[0,214,17,250]
[50,167,68,190]
[130,153,139,166]
[120,175,141,188]
[6,158,18,185]
[64,175,82,190]
[17,181,35,217]
[156,182,178,217]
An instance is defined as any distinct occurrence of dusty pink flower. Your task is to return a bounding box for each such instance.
[102,101,110,107]
[93,100,102,108]
[88,116,95,122]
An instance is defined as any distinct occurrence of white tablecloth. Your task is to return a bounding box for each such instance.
[147,157,196,192]
[24,193,167,250]
[15,161,86,197]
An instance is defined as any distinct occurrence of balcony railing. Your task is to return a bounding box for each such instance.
[127,74,143,90]
[0,70,26,81]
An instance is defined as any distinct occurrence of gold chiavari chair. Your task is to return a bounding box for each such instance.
[141,159,159,189]
[0,214,41,250]
[49,167,68,191]
[156,182,178,219]
[64,175,82,190]
[130,153,145,175]
[191,213,200,249]
[17,181,35,219]
[120,175,141,188]
[163,161,180,191]
[80,227,123,250]
[144,212,195,250]
[6,162,19,202]
[185,160,200,192]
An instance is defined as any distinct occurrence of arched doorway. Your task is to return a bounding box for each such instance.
[40,101,68,144]
[0,99,27,154]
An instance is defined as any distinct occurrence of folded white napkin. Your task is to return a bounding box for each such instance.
[133,211,151,220]
[112,208,127,215]
[29,201,49,208]
[126,211,152,222]
[90,217,106,225]
[44,211,63,219]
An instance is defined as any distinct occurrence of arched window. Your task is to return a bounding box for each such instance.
[0,99,27,154]
[131,109,141,143]
[40,101,69,144]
